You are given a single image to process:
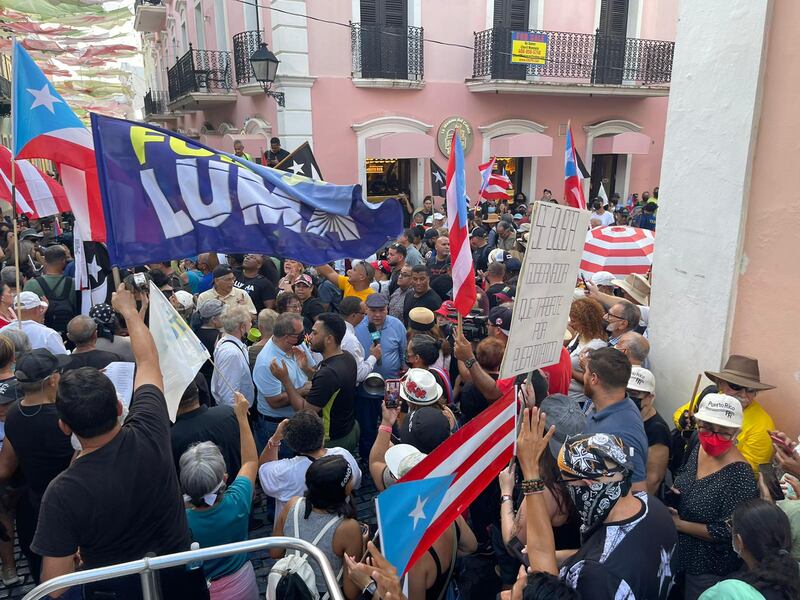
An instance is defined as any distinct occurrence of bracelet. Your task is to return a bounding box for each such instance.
[500,494,513,504]
[520,478,545,495]
[267,438,282,449]
[379,425,393,434]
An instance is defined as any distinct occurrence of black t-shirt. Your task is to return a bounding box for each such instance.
[62,349,122,372]
[485,283,507,309]
[459,380,494,424]
[301,298,325,333]
[234,271,276,309]
[644,413,670,448]
[430,274,453,301]
[260,258,281,286]
[4,401,73,509]
[32,385,191,568]
[426,255,450,278]
[196,327,219,386]
[171,405,241,475]
[306,352,357,440]
[403,288,443,327]
[472,244,491,273]
[560,494,677,599]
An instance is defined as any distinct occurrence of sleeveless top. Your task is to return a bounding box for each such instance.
[284,499,344,594]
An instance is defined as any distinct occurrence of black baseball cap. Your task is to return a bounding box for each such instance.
[212,265,233,279]
[305,454,353,504]
[400,407,450,454]
[0,380,19,405]
[470,227,488,239]
[488,306,512,335]
[15,349,70,383]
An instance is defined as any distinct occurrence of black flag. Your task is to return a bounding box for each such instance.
[430,159,447,197]
[74,237,113,314]
[574,149,590,178]
[274,141,324,180]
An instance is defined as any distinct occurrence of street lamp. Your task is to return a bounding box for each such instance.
[249,42,285,107]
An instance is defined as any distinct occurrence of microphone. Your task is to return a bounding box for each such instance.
[368,322,382,366]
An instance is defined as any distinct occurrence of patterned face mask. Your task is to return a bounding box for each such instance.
[567,476,631,538]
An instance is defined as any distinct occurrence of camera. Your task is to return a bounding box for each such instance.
[448,309,488,343]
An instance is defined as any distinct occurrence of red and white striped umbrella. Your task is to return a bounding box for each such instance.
[580,226,655,277]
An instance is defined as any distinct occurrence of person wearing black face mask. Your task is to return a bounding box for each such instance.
[626,367,670,497]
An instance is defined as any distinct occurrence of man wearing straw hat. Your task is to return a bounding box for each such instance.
[672,355,776,472]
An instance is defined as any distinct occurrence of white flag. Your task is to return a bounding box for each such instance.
[148,282,210,422]
[598,181,609,205]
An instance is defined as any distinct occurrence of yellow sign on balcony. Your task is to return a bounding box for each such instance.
[510,32,548,65]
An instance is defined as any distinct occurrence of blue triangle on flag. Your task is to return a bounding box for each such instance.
[375,474,454,576]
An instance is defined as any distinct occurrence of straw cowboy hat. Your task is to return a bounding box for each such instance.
[483,214,501,225]
[705,355,776,391]
[611,273,651,305]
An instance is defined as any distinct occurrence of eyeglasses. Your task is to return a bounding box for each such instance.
[727,382,757,394]
[604,312,626,321]
[696,424,736,441]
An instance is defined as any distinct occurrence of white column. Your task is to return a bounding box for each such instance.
[649,0,772,417]
[271,0,315,150]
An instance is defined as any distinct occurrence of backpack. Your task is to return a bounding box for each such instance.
[266,498,343,600]
[36,276,76,334]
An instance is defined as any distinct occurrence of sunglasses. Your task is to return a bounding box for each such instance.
[727,381,757,394]
[696,424,736,441]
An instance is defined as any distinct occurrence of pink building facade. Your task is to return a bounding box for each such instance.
[136,0,676,206]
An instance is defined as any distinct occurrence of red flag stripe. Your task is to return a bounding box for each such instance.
[579,260,652,275]
[583,244,654,258]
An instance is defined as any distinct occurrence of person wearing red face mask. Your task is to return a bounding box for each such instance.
[668,394,758,600]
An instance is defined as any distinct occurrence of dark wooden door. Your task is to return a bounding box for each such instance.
[361,0,408,78]
[593,0,628,84]
[491,0,530,80]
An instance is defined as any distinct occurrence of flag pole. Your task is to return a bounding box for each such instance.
[10,38,22,329]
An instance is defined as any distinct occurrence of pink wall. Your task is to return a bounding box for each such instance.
[544,0,597,34]
[730,0,800,437]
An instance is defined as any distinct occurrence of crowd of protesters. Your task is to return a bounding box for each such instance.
[0,187,794,600]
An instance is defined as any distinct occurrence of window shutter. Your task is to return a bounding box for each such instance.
[360,0,377,25]
[598,0,629,38]
[493,0,529,29]
[382,0,407,27]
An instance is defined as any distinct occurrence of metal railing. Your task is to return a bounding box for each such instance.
[472,27,673,85]
[167,44,233,102]
[22,537,344,600]
[233,30,262,85]
[135,0,164,7]
[143,89,170,116]
[351,23,424,81]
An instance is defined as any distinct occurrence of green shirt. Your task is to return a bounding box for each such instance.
[700,580,765,599]
[23,274,77,313]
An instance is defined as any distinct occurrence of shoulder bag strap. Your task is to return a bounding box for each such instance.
[436,524,460,600]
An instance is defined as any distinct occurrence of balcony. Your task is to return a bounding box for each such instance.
[350,23,424,89]
[134,0,166,33]
[469,27,673,97]
[232,30,264,96]
[143,90,178,122]
[167,45,236,111]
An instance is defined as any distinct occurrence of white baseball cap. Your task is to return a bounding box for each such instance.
[627,367,655,394]
[591,271,615,287]
[694,393,743,428]
[385,444,427,479]
[15,291,47,310]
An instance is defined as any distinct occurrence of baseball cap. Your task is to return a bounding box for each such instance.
[433,212,445,221]
[19,228,43,240]
[435,300,457,323]
[591,271,615,287]
[305,455,354,503]
[370,260,391,276]
[425,216,433,225]
[558,433,632,481]
[539,394,586,459]
[408,307,435,331]
[488,305,512,335]
[493,286,516,304]
[400,406,450,454]
[627,367,655,394]
[173,290,194,311]
[469,227,487,239]
[423,228,439,241]
[385,444,427,479]
[197,298,225,319]
[294,274,314,287]
[513,213,524,220]
[365,294,388,309]
[15,291,47,311]
[15,348,70,383]
[504,258,521,273]
[0,380,19,405]
[212,265,233,279]
[693,393,743,428]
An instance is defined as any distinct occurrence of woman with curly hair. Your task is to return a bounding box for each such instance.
[566,296,608,401]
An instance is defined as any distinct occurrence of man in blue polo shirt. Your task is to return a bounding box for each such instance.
[253,312,317,454]
[355,294,406,380]
[582,347,649,492]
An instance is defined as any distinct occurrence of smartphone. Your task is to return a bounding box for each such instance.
[769,432,794,454]
[662,487,682,510]
[384,379,401,409]
[759,463,785,501]
[506,537,530,568]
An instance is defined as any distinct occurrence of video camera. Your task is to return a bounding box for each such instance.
[448,308,488,343]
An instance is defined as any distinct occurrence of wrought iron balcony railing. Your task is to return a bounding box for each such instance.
[232,30,262,86]
[135,0,163,7]
[143,89,170,116]
[472,27,673,86]
[351,23,423,81]
[167,45,233,102]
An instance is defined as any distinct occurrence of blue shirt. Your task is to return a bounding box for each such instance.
[584,398,649,483]
[253,338,316,417]
[186,270,213,294]
[354,316,406,379]
[185,476,252,580]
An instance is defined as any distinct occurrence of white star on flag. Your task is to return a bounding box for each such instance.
[433,171,444,184]
[408,495,428,530]
[289,161,305,175]
[27,84,62,113]
[87,255,101,281]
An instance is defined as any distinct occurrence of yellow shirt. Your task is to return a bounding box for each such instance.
[673,398,775,472]
[337,275,374,302]
[197,286,257,315]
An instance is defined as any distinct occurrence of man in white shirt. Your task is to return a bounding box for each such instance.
[591,200,615,227]
[211,305,255,407]
[0,292,66,355]
[258,411,361,522]
[338,297,380,384]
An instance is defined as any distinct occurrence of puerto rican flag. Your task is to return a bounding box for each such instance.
[445,131,476,316]
[0,145,69,218]
[478,157,513,203]
[564,123,587,210]
[12,40,106,241]
[376,388,517,575]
